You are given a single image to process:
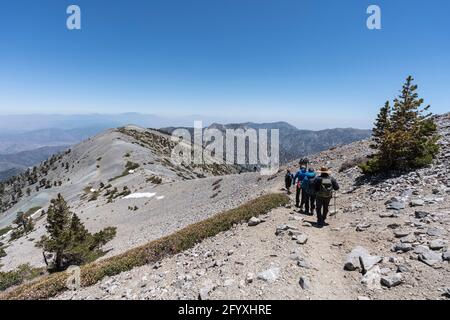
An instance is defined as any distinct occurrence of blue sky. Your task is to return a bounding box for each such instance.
[0,0,449,129]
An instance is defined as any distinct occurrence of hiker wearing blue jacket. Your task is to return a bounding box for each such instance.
[293,165,307,209]
[302,168,317,215]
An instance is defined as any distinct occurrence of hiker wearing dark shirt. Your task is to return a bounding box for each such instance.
[285,169,294,194]
[313,166,339,228]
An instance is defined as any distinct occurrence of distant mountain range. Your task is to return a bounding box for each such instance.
[0,146,68,181]
[161,122,372,164]
[0,117,371,181]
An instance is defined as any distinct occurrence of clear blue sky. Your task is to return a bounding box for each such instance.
[0,0,449,129]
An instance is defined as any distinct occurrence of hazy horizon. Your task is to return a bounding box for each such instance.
[0,112,375,132]
[1,1,449,130]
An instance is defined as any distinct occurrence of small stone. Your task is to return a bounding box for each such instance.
[410,199,425,207]
[429,239,448,250]
[257,267,280,283]
[415,211,429,219]
[357,296,371,300]
[299,276,311,290]
[396,265,410,273]
[381,274,403,288]
[379,212,396,218]
[296,259,311,269]
[392,243,413,253]
[289,230,303,236]
[394,230,411,238]
[223,279,235,287]
[400,234,417,244]
[386,198,405,210]
[245,273,254,284]
[248,217,262,226]
[296,234,308,245]
[443,251,450,261]
[356,223,371,232]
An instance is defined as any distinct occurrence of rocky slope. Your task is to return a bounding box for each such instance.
[55,113,449,300]
[0,126,253,271]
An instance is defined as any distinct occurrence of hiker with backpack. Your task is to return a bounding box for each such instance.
[313,166,339,228]
[285,169,294,194]
[302,168,317,215]
[293,164,307,209]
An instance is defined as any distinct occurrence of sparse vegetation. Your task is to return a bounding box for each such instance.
[0,246,6,258]
[1,193,288,300]
[146,176,162,184]
[0,226,12,237]
[0,264,44,292]
[108,161,140,182]
[10,211,35,241]
[339,155,369,172]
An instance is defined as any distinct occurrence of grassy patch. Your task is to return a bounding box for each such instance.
[0,226,12,237]
[1,193,288,300]
[0,264,45,292]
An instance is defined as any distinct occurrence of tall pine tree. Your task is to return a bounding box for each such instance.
[361,76,439,173]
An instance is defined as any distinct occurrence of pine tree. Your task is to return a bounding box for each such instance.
[41,194,116,272]
[361,76,439,174]
[370,101,391,150]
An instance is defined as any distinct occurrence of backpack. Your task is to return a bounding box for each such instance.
[317,178,333,198]
[303,175,315,194]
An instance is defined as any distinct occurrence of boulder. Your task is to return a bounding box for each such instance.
[359,255,383,273]
[429,239,448,250]
[361,266,382,290]
[381,274,403,288]
[418,248,443,267]
[344,246,369,271]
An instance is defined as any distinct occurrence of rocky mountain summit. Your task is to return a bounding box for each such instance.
[54,113,450,300]
[161,122,371,165]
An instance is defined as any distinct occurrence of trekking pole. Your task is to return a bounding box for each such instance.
[333,191,337,218]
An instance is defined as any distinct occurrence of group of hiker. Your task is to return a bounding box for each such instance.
[285,159,339,228]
